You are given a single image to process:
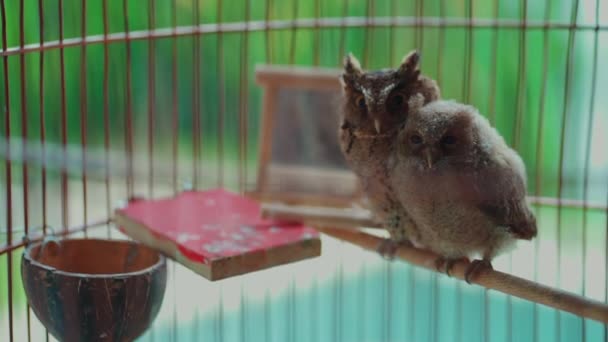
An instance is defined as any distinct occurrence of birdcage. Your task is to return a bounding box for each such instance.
[1,0,608,341]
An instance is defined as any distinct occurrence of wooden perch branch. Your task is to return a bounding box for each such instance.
[262,202,382,229]
[260,203,608,324]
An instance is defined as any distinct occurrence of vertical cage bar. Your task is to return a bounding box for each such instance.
[388,0,396,65]
[1,1,14,340]
[19,0,32,338]
[435,0,445,86]
[238,0,251,193]
[216,0,225,188]
[80,0,89,237]
[556,0,580,338]
[58,0,69,233]
[264,0,273,63]
[384,255,391,341]
[192,0,201,190]
[38,0,49,338]
[102,0,112,237]
[288,277,295,342]
[362,0,371,66]
[123,0,134,199]
[288,0,299,65]
[18,0,28,238]
[434,0,446,340]
[556,0,578,340]
[238,0,251,336]
[533,0,552,338]
[338,0,349,65]
[358,263,366,340]
[216,287,224,342]
[171,0,179,194]
[463,0,473,103]
[313,0,320,66]
[147,0,156,197]
[513,0,528,150]
[37,0,47,239]
[337,245,344,342]
[487,0,500,124]
[414,0,422,52]
[263,0,273,339]
[581,0,601,340]
[240,283,247,342]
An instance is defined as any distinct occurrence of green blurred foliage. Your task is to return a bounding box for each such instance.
[0,0,605,200]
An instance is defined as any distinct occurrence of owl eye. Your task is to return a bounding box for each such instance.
[355,95,366,109]
[441,135,457,146]
[389,94,404,107]
[409,134,423,145]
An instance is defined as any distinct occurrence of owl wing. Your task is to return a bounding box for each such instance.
[470,166,537,240]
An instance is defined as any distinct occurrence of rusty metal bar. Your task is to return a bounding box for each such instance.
[37,0,47,240]
[581,1,601,340]
[0,219,112,255]
[192,0,201,190]
[102,0,111,238]
[18,0,32,339]
[217,0,225,189]
[238,0,251,193]
[513,0,527,150]
[362,0,372,66]
[2,17,607,58]
[435,1,445,87]
[37,2,50,339]
[288,0,299,65]
[59,0,69,234]
[487,0,500,125]
[80,0,89,238]
[148,0,156,198]
[338,0,349,65]
[123,0,134,199]
[388,0,395,65]
[556,0,581,338]
[171,0,179,194]
[1,0,14,339]
[313,0,320,66]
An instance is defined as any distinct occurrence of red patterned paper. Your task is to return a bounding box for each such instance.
[116,189,319,265]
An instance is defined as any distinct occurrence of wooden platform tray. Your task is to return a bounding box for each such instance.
[114,189,321,281]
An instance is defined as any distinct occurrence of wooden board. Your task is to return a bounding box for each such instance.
[114,189,321,281]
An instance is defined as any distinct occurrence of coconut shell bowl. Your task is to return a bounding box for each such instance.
[21,238,167,342]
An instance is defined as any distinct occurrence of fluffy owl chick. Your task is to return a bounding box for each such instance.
[388,96,537,282]
[338,51,441,259]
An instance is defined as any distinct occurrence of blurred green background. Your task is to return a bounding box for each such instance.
[1,0,608,341]
[0,0,607,199]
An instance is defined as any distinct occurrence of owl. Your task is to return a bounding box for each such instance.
[338,51,441,258]
[388,95,537,282]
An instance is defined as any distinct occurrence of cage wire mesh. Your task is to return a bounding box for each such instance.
[1,0,608,341]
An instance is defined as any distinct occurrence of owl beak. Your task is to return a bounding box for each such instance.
[424,149,435,169]
[374,119,382,134]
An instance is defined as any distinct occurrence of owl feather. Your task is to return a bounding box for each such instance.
[337,51,441,258]
[389,97,537,281]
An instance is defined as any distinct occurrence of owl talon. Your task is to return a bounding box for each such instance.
[377,238,411,260]
[464,259,493,284]
[434,256,468,277]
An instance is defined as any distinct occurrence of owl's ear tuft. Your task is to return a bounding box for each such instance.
[398,50,421,80]
[343,53,362,77]
[340,53,362,88]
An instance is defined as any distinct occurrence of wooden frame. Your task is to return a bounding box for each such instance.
[249,64,363,207]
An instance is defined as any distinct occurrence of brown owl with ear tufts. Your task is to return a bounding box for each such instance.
[338,51,441,258]
[388,95,537,282]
